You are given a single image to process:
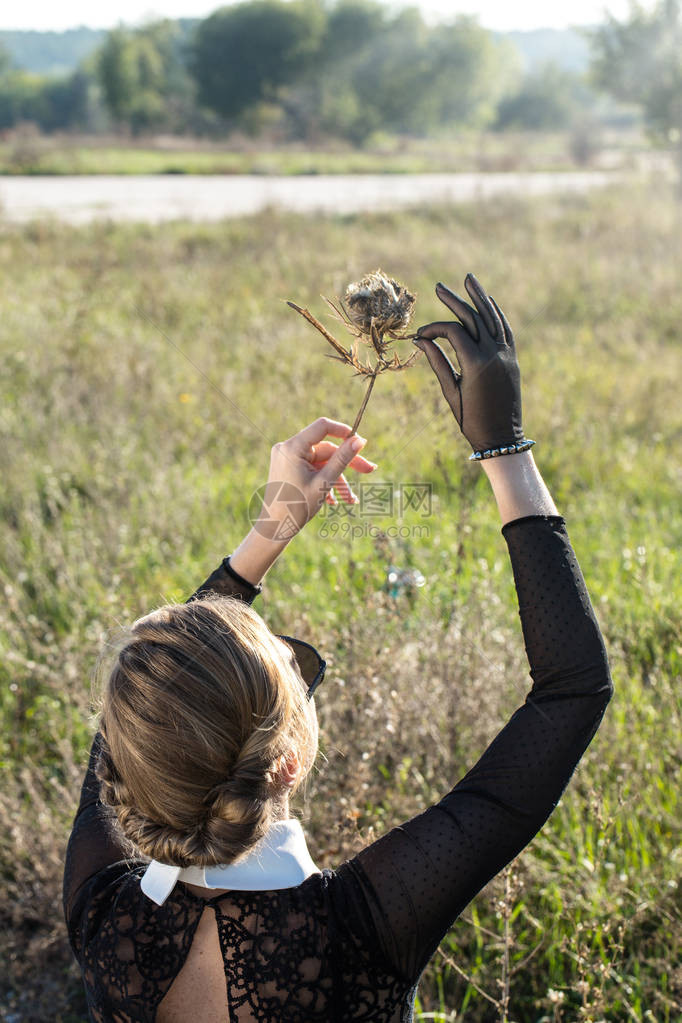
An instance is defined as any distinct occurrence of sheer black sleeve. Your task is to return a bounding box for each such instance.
[336,514,614,984]
[62,559,262,945]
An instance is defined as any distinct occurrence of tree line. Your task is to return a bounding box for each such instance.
[0,0,679,148]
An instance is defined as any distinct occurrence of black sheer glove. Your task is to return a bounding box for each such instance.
[414,274,526,454]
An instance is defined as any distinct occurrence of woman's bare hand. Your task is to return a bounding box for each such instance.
[253,417,376,541]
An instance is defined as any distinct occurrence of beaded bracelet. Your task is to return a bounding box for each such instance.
[468,438,536,461]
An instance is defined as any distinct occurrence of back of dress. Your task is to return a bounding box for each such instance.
[71,857,413,1022]
[193,873,410,1022]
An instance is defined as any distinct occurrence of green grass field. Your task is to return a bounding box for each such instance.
[0,128,651,176]
[0,183,680,1021]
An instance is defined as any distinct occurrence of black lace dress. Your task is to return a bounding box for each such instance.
[63,514,613,1022]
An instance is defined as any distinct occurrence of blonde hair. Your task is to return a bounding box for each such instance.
[94,594,318,868]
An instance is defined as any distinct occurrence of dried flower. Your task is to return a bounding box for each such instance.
[288,268,421,434]
[344,271,415,337]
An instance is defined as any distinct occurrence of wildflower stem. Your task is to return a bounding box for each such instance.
[286,301,351,360]
[350,371,378,436]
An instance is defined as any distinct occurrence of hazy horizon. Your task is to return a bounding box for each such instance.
[0,0,630,33]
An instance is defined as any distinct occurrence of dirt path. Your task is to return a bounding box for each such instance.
[0,171,618,224]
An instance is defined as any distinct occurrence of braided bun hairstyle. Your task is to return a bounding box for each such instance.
[94,594,318,868]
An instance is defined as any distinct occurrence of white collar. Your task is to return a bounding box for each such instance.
[140,818,320,906]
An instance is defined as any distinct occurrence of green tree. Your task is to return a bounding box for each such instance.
[495,63,593,131]
[41,70,92,131]
[0,40,12,78]
[268,0,386,142]
[0,69,97,133]
[336,11,516,140]
[190,0,325,127]
[589,0,682,177]
[405,14,518,132]
[322,0,385,61]
[0,50,46,131]
[188,0,518,143]
[303,6,517,143]
[96,20,193,134]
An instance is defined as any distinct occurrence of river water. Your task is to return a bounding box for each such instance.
[0,171,616,224]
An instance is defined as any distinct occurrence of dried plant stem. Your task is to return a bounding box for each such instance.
[350,372,378,436]
[287,291,421,434]
[286,301,351,361]
[499,866,513,1023]
[436,948,501,1010]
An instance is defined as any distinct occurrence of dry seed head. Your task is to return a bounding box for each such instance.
[344,270,415,338]
[286,266,422,434]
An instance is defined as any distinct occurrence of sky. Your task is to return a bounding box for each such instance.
[0,0,632,33]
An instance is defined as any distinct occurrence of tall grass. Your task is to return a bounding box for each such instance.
[0,183,680,1021]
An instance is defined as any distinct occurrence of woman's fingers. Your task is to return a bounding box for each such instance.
[309,440,376,473]
[312,449,364,505]
[317,434,367,495]
[414,336,460,380]
[315,462,359,503]
[435,282,478,340]
[413,336,463,415]
[489,295,515,351]
[464,274,503,340]
[288,416,357,455]
[416,318,479,368]
[330,472,358,503]
[346,454,376,473]
[265,419,370,529]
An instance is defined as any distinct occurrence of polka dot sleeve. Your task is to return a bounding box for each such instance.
[338,514,614,984]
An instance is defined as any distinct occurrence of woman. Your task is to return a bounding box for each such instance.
[63,274,613,1022]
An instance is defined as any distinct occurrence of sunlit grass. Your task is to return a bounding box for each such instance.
[0,128,653,176]
[0,182,680,1020]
